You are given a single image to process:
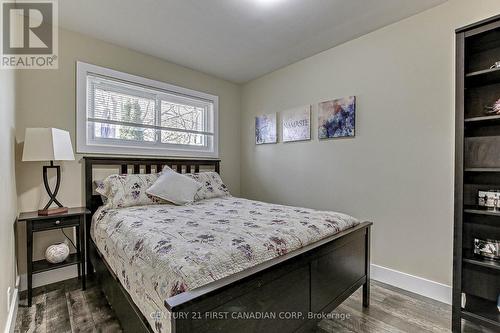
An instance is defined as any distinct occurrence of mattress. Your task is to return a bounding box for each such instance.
[91,197,359,333]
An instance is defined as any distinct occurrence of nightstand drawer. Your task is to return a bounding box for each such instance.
[32,216,80,231]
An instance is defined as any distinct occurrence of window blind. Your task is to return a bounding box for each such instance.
[87,74,214,147]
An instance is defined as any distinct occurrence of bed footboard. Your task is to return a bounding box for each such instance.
[166,222,371,333]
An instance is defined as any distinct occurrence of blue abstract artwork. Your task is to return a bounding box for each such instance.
[255,113,277,144]
[318,96,356,139]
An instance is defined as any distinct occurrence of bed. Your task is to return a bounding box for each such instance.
[84,157,372,333]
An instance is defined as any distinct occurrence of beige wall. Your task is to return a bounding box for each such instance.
[241,0,500,286]
[15,28,241,287]
[0,70,18,328]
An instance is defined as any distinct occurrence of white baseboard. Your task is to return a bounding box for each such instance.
[4,277,19,333]
[371,264,452,304]
[19,266,78,291]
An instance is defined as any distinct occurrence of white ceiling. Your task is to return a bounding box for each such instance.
[59,0,447,83]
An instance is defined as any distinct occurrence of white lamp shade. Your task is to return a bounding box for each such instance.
[22,128,75,161]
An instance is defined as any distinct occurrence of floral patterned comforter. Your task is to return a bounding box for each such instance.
[91,197,359,333]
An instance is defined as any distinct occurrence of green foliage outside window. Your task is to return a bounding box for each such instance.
[119,100,144,141]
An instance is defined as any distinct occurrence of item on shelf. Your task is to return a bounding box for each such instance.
[489,61,500,69]
[478,190,500,209]
[461,293,466,308]
[484,98,500,115]
[474,238,500,260]
[44,240,70,264]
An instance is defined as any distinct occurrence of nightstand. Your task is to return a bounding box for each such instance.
[18,207,89,307]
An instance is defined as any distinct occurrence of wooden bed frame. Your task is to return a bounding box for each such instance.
[84,156,372,333]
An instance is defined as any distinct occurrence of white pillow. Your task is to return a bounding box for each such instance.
[146,168,202,205]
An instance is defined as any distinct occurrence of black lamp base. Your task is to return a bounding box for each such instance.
[39,161,67,216]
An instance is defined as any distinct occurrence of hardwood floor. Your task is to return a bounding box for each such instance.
[15,278,494,333]
[16,278,120,333]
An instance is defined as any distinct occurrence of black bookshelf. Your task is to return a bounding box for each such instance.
[463,256,500,271]
[464,205,500,216]
[464,167,500,172]
[454,14,500,332]
[464,114,500,124]
[466,67,500,87]
[462,294,500,328]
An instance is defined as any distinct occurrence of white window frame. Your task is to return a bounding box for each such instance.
[76,61,219,158]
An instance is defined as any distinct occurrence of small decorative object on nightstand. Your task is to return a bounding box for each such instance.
[22,128,75,216]
[18,207,89,307]
[45,240,70,264]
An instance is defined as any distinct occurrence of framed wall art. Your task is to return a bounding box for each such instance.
[255,113,277,144]
[282,105,311,142]
[318,96,356,139]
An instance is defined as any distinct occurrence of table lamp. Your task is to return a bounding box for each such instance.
[22,128,75,216]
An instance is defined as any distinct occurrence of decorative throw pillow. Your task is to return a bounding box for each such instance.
[98,173,165,209]
[94,180,109,204]
[146,168,202,205]
[186,172,231,201]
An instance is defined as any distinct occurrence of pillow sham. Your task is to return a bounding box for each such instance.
[186,172,231,201]
[146,168,202,205]
[94,180,109,204]
[97,173,166,209]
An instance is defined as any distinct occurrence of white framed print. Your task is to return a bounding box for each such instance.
[281,105,311,142]
[255,113,277,144]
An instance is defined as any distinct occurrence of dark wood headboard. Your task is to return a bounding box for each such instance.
[84,156,220,216]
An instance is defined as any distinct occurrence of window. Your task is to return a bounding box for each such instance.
[76,62,218,158]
